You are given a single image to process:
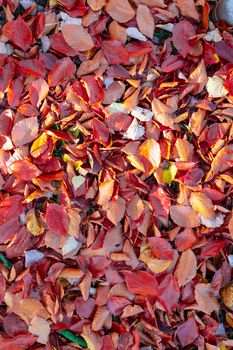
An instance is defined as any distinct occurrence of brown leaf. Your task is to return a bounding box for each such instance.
[62,24,94,51]
[174,249,197,287]
[87,0,106,11]
[136,5,155,39]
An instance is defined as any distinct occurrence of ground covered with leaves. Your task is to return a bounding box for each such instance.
[0,0,232,349]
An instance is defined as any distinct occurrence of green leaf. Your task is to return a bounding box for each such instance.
[0,253,13,269]
[163,163,177,186]
[58,330,87,347]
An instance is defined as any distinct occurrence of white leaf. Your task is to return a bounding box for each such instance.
[29,317,50,345]
[62,236,81,256]
[0,42,13,55]
[204,29,222,42]
[25,250,45,267]
[20,0,35,9]
[60,12,82,25]
[131,106,153,121]
[123,118,145,140]
[107,102,128,115]
[206,76,228,98]
[156,23,174,32]
[104,77,114,88]
[228,255,233,267]
[199,213,225,228]
[41,36,51,53]
[72,175,85,190]
[126,27,147,41]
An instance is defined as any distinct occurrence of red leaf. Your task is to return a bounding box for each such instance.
[177,318,199,347]
[107,296,131,315]
[29,78,49,107]
[0,334,37,350]
[48,57,76,86]
[161,55,185,73]
[10,160,41,181]
[45,203,69,235]
[82,75,104,105]
[20,59,46,77]
[148,237,174,260]
[149,187,171,220]
[172,20,196,58]
[102,40,129,65]
[158,275,180,313]
[125,270,158,296]
[92,118,110,146]
[3,16,32,51]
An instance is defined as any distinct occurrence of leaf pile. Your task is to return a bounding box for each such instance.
[0,0,232,349]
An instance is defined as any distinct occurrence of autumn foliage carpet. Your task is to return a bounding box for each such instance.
[0,0,232,349]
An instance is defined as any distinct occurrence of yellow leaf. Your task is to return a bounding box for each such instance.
[30,132,49,158]
[163,163,177,185]
[190,192,214,219]
[26,209,44,236]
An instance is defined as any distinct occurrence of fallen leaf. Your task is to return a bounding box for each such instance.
[28,317,50,345]
[206,76,228,98]
[136,4,155,39]
[170,205,201,228]
[176,0,199,21]
[205,144,233,181]
[138,139,161,175]
[45,203,69,236]
[190,192,214,219]
[105,0,135,23]
[11,117,39,147]
[193,283,219,314]
[125,270,158,296]
[174,249,197,287]
[62,24,94,51]
[123,118,145,140]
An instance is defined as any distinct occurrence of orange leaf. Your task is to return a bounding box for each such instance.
[190,192,214,219]
[177,0,199,21]
[174,249,197,287]
[138,139,161,175]
[105,0,135,23]
[87,0,106,11]
[136,5,155,39]
[106,196,126,226]
[62,24,94,51]
[205,144,233,182]
[170,205,201,228]
[10,160,41,181]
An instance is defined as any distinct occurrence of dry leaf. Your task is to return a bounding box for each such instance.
[170,205,201,228]
[190,192,214,219]
[62,24,94,51]
[174,249,197,287]
[136,4,155,39]
[105,0,135,23]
